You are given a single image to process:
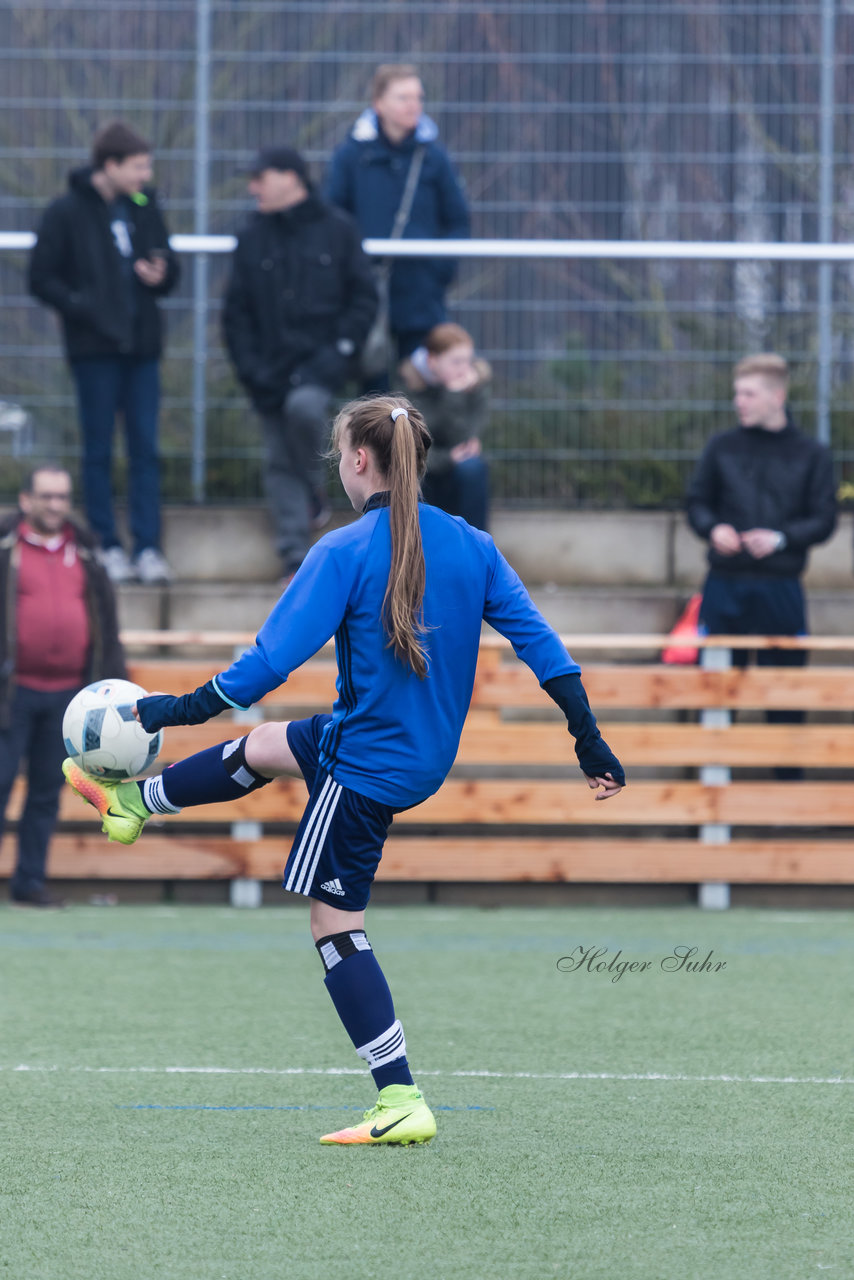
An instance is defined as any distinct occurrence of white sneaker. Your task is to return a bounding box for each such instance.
[134,548,173,584]
[99,545,136,584]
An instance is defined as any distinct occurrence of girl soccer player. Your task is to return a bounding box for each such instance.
[64,394,624,1146]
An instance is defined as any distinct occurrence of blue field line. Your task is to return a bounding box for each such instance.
[118,1103,495,1113]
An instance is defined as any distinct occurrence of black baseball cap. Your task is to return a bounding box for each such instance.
[240,146,311,184]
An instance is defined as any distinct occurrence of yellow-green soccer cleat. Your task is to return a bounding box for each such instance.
[62,759,150,845]
[320,1084,437,1146]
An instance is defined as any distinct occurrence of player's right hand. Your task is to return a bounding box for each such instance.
[710,523,742,555]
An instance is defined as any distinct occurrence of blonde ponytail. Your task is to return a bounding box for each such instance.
[385,407,429,677]
[332,395,432,678]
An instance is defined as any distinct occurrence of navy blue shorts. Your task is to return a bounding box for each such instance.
[283,715,396,911]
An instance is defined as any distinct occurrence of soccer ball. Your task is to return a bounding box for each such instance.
[62,679,163,780]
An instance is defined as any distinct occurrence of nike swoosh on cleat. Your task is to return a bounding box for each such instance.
[369,1113,413,1139]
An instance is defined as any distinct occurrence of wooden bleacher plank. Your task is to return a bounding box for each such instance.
[484,663,854,711]
[0,834,245,880]
[376,838,854,884]
[16,835,854,886]
[127,660,338,704]
[34,778,714,826]
[456,722,854,768]
[129,656,854,713]
[153,718,854,770]
[122,630,854,654]
[23,777,854,831]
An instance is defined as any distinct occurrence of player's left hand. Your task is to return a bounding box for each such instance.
[585,772,623,800]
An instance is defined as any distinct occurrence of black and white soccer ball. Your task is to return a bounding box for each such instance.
[62,679,163,780]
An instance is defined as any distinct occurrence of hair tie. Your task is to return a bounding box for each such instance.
[390,407,408,422]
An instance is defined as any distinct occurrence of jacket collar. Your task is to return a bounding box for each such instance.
[363,491,390,512]
[350,108,439,147]
[362,491,426,513]
[0,510,96,556]
[739,407,798,437]
[265,193,324,229]
[67,166,155,208]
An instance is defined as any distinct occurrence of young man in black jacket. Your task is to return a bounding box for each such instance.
[222,146,377,581]
[29,122,179,585]
[686,353,837,775]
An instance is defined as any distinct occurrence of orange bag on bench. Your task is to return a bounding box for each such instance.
[661,593,702,665]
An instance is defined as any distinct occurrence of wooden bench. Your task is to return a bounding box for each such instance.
[4,633,854,903]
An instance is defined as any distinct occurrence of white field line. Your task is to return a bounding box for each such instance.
[4,1065,853,1085]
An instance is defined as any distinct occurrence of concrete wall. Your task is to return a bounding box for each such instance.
[153,505,854,589]
[4,503,851,636]
[148,506,854,636]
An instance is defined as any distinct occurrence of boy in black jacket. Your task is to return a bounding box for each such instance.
[29,122,179,585]
[686,352,837,776]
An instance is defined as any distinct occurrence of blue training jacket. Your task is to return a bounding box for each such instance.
[213,502,579,808]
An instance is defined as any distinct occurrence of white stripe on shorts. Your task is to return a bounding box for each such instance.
[285,775,342,896]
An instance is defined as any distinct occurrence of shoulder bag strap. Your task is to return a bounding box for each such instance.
[376,144,427,284]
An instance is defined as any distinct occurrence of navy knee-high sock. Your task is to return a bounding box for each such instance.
[316,930,414,1091]
[138,738,271,814]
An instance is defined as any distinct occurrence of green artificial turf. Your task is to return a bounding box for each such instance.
[1,904,852,1280]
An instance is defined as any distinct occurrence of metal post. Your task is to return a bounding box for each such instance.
[228,644,264,908]
[698,644,732,910]
[816,0,836,446]
[191,0,212,502]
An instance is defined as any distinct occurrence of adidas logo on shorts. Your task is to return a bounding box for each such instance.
[320,877,346,896]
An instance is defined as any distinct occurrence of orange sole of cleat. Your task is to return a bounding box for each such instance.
[319,1129,433,1146]
[64,763,109,815]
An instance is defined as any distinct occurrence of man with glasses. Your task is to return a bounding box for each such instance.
[0,467,126,907]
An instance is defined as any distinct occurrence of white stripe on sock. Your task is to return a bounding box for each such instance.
[319,939,342,970]
[142,776,181,815]
[356,1020,406,1068]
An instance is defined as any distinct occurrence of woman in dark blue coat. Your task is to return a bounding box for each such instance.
[325,64,470,359]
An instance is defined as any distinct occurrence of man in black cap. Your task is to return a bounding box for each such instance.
[223,146,378,581]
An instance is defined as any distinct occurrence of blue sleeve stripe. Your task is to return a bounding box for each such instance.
[211,675,251,711]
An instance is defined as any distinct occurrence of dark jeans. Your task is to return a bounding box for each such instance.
[422,457,490,531]
[0,684,77,899]
[71,355,162,556]
[700,571,806,779]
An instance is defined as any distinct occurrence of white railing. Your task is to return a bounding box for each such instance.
[4,231,854,261]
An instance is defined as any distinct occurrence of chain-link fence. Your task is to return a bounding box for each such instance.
[1,1,853,507]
